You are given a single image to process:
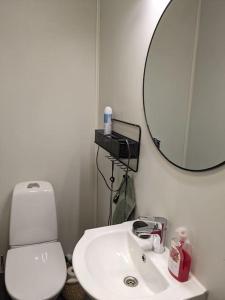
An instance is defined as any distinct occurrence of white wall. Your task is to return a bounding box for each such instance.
[0,0,98,258]
[98,1,225,299]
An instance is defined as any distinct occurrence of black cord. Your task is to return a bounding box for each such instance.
[108,160,114,225]
[96,142,131,193]
[124,139,131,221]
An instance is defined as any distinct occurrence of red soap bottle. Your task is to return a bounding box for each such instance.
[168,227,192,282]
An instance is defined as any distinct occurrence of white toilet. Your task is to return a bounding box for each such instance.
[5,181,67,300]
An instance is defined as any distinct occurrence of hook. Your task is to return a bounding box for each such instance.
[120,166,128,170]
[105,154,134,173]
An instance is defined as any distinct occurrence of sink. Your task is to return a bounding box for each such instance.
[73,221,207,300]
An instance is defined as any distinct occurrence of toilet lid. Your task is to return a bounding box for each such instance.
[5,242,67,300]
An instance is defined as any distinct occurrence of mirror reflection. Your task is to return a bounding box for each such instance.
[144,0,225,171]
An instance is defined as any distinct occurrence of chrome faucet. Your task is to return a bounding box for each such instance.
[132,217,167,253]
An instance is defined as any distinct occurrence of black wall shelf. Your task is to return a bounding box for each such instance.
[95,119,141,172]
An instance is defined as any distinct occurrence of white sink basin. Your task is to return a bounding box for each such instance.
[73,221,207,300]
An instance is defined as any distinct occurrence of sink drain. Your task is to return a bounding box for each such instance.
[123,276,139,287]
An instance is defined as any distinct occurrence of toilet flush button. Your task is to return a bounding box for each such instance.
[27,183,40,189]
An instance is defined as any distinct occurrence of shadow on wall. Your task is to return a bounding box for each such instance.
[56,157,80,255]
[0,192,11,268]
[56,149,96,255]
[77,150,96,240]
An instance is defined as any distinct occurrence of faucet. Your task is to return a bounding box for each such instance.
[132,216,167,253]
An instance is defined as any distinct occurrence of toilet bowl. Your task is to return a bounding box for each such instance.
[5,181,67,300]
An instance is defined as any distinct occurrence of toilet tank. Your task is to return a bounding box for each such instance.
[9,181,58,247]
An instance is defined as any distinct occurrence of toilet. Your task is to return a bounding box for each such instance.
[5,181,67,300]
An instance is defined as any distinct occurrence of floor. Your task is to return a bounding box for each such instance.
[0,274,10,300]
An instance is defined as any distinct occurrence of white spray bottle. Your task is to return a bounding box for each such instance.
[104,106,112,135]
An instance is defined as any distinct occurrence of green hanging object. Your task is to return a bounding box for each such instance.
[112,175,136,225]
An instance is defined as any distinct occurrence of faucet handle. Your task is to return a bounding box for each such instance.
[137,216,152,221]
[153,217,167,228]
[137,216,167,228]
[133,220,156,239]
[137,216,162,231]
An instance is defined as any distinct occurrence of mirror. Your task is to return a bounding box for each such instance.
[143,0,225,171]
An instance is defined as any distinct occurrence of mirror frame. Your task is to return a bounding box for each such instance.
[143,0,225,172]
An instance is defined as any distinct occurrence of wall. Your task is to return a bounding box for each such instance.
[144,0,199,167]
[98,1,225,299]
[0,0,98,258]
[186,0,225,169]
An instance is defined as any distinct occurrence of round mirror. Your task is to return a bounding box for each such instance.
[143,0,225,171]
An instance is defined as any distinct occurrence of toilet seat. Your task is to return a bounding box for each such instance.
[5,242,67,300]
